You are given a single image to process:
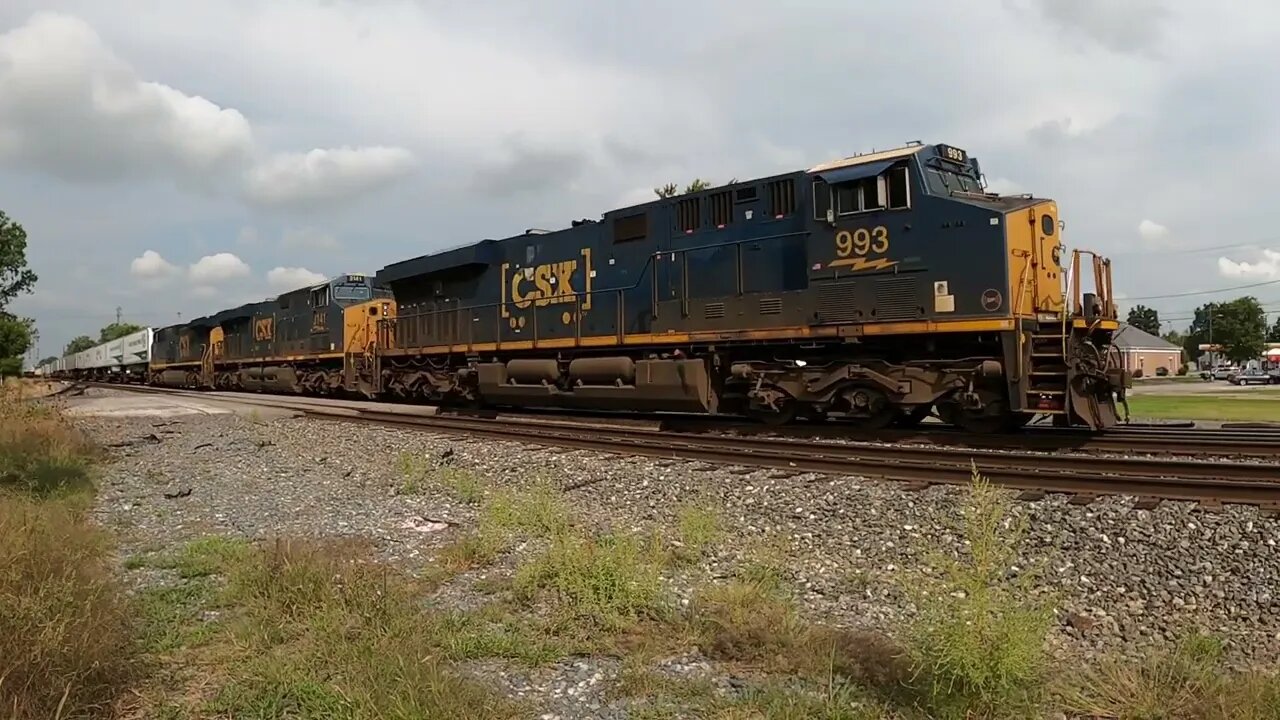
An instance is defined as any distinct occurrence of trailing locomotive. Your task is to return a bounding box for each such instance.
[48,141,1128,432]
[146,274,391,395]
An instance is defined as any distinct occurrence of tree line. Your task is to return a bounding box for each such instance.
[1126,298,1280,365]
[0,211,38,376]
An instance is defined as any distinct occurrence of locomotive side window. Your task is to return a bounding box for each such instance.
[835,164,910,215]
[812,179,831,221]
[887,166,910,209]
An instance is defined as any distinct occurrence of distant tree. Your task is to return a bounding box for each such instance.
[1161,329,1186,352]
[64,335,95,355]
[98,322,144,343]
[684,178,711,194]
[654,179,716,199]
[1125,304,1160,335]
[1268,315,1280,343]
[653,183,679,199]
[0,210,37,308]
[38,355,58,366]
[1187,297,1267,364]
[0,313,32,361]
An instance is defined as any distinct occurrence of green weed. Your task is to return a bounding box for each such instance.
[900,464,1056,719]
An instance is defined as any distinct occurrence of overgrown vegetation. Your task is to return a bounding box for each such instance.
[6,389,1280,718]
[0,386,98,496]
[900,465,1057,719]
[0,387,135,719]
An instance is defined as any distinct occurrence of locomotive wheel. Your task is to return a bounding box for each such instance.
[749,400,799,426]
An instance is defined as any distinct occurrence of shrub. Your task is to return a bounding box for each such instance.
[1177,364,1189,376]
[1132,367,1144,378]
[0,387,97,496]
[1156,366,1169,376]
[0,496,139,719]
[901,465,1056,719]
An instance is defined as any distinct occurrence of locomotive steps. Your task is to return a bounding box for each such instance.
[76,382,1280,514]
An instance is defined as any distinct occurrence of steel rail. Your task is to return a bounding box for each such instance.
[66,382,1280,511]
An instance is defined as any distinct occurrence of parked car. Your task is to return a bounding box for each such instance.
[1201,365,1238,380]
[1229,368,1276,385]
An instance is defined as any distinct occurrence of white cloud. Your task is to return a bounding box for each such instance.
[189,285,218,299]
[243,146,416,209]
[281,228,340,252]
[1138,219,1170,244]
[267,266,328,291]
[188,252,250,284]
[129,249,178,279]
[1218,249,1280,279]
[0,12,253,184]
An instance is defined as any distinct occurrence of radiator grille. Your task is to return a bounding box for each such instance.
[759,297,782,315]
[704,302,725,320]
[874,276,920,320]
[816,280,859,323]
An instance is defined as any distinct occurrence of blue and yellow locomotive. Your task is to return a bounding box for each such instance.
[371,141,1127,431]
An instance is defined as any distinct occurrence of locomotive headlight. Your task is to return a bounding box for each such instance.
[793,360,808,367]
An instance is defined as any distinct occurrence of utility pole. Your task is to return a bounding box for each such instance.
[116,306,122,325]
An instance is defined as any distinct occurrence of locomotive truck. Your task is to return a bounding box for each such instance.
[50,141,1128,432]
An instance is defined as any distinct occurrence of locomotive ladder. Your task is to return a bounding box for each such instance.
[1027,320,1069,415]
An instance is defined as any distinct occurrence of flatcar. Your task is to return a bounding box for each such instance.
[372,141,1127,431]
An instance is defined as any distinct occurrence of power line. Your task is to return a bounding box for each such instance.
[1126,277,1280,301]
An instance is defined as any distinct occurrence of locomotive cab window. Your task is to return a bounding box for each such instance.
[828,163,910,216]
[311,285,330,307]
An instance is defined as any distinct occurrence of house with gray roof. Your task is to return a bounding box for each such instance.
[1113,323,1183,377]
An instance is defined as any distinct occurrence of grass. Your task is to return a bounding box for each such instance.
[1125,393,1280,422]
[1057,631,1280,720]
[395,452,486,501]
[0,385,98,496]
[0,389,137,720]
[8,384,1280,718]
[150,536,521,719]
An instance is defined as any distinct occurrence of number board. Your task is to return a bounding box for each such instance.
[936,144,967,164]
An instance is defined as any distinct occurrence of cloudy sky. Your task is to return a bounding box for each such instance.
[2,0,1279,356]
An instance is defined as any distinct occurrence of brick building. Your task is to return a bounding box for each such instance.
[1113,323,1183,377]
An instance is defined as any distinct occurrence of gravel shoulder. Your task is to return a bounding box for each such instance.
[72,387,1280,718]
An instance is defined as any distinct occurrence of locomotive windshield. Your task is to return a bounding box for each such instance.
[332,284,372,302]
[925,164,982,195]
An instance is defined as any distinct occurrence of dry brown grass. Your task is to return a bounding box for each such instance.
[0,495,139,719]
[0,385,98,496]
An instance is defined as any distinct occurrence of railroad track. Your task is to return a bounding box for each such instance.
[63,381,1280,513]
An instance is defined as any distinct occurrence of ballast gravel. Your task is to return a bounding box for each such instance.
[71,389,1280,719]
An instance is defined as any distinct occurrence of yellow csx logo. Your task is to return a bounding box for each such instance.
[502,248,594,314]
[829,225,897,272]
